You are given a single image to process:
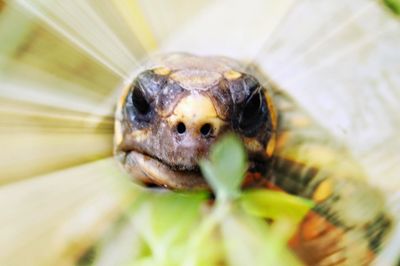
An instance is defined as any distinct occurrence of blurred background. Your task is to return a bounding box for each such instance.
[0,0,399,265]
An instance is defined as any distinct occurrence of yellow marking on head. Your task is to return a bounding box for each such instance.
[174,94,218,119]
[115,84,132,150]
[117,84,131,116]
[265,91,277,130]
[266,133,276,157]
[153,67,171,75]
[313,179,333,203]
[223,70,242,80]
[114,121,123,148]
[168,94,224,134]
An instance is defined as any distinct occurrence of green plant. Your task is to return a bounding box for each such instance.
[89,134,314,266]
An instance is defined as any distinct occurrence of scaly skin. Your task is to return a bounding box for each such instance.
[115,53,393,265]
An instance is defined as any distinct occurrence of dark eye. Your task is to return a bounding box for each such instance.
[238,89,267,136]
[132,87,150,116]
[128,85,154,123]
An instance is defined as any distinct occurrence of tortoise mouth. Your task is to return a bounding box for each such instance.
[122,150,209,190]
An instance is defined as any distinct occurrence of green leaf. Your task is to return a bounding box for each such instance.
[221,210,303,266]
[199,134,247,200]
[384,0,400,15]
[240,189,314,224]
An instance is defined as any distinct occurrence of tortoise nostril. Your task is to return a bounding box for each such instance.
[176,122,186,134]
[200,123,212,137]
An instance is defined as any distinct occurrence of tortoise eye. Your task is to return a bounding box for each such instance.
[132,87,150,116]
[238,89,267,136]
[129,85,154,123]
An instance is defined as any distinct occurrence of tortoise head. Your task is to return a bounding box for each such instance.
[114,53,276,189]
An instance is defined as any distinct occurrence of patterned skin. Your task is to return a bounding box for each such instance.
[115,53,392,265]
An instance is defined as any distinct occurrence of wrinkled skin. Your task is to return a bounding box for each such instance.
[114,53,392,265]
[115,53,273,189]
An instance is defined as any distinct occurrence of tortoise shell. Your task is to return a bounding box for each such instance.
[114,53,393,265]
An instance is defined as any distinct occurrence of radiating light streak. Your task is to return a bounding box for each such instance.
[0,158,135,266]
[282,22,399,86]
[0,65,117,115]
[111,0,158,52]
[13,0,131,78]
[272,0,377,80]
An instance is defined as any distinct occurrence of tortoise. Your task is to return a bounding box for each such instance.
[114,53,393,265]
